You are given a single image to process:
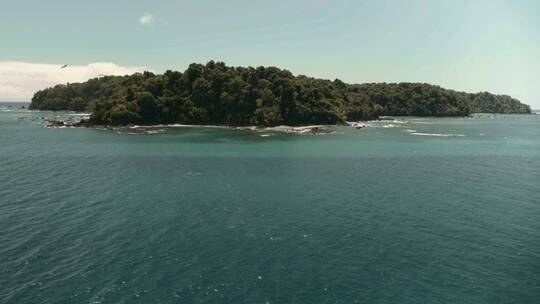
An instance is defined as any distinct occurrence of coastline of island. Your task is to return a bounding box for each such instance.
[29,61,531,131]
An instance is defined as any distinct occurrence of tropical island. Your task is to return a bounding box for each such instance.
[29,61,531,127]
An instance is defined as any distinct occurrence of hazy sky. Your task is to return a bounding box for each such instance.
[1,0,539,108]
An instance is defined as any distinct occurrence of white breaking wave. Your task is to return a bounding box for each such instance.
[368,123,399,128]
[411,132,466,137]
[386,119,408,124]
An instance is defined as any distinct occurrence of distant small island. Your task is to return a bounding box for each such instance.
[29,61,531,127]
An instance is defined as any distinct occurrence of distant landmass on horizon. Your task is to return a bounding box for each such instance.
[29,61,531,127]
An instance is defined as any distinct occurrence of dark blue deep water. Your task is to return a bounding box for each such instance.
[1,102,539,303]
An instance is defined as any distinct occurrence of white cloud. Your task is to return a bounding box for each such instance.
[0,61,147,101]
[139,13,155,26]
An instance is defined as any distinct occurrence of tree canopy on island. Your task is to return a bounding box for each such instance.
[29,61,531,126]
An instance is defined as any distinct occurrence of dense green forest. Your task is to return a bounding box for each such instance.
[29,61,531,126]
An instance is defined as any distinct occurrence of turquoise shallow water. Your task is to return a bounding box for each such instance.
[1,102,539,303]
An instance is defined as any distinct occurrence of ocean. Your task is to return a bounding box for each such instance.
[1,102,539,303]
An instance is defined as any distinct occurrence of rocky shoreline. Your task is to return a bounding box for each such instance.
[40,116,368,135]
[73,121,342,135]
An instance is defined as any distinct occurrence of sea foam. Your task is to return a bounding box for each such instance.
[411,132,465,137]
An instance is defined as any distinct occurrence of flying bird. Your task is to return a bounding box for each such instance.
[60,64,69,69]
